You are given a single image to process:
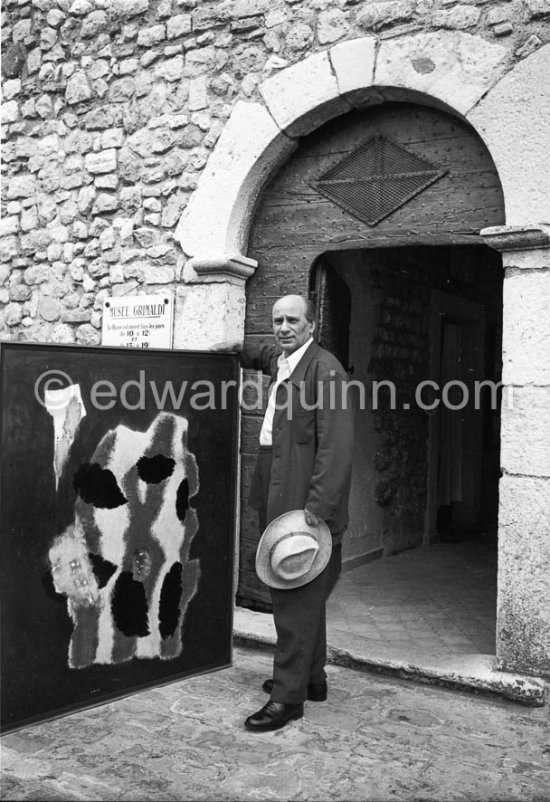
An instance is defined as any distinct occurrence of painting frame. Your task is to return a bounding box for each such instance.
[0,341,240,733]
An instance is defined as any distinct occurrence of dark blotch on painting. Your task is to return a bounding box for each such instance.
[112,572,150,637]
[176,478,194,521]
[137,454,175,484]
[74,463,127,509]
[159,562,183,640]
[88,552,117,588]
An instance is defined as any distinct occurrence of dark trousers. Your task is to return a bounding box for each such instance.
[251,448,342,704]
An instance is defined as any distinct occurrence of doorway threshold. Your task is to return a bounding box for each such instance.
[233,539,546,707]
[233,606,546,707]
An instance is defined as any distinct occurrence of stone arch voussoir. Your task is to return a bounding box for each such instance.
[174,32,550,269]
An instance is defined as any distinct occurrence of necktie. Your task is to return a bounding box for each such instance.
[259,354,291,446]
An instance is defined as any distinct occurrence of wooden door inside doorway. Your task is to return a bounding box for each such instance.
[426,290,487,542]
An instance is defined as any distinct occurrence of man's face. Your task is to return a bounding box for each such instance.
[272,296,314,355]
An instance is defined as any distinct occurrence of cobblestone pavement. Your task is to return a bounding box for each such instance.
[1,646,549,802]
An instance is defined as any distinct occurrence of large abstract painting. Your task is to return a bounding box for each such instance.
[0,342,239,732]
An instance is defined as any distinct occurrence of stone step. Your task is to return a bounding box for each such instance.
[233,607,547,707]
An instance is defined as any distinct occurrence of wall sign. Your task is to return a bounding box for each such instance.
[0,342,239,733]
[102,294,174,349]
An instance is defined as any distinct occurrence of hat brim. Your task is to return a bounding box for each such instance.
[256,509,332,590]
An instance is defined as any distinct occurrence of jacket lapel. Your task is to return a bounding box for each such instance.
[287,340,320,387]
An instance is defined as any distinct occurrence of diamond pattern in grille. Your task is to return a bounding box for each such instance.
[312,134,448,226]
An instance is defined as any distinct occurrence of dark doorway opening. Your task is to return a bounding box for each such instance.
[310,244,502,568]
[308,243,502,658]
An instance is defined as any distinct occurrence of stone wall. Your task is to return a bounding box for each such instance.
[1,0,550,344]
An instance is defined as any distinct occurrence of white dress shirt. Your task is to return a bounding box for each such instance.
[259,337,313,446]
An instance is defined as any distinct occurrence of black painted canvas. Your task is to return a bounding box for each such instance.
[0,342,239,732]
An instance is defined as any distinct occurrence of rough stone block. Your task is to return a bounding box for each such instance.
[1,101,20,124]
[191,3,231,31]
[230,0,269,16]
[0,217,20,237]
[111,0,150,18]
[70,0,93,15]
[163,55,185,82]
[285,22,314,53]
[39,296,61,322]
[161,192,187,228]
[500,387,550,477]
[173,281,246,349]
[118,57,139,76]
[184,46,217,78]
[265,9,287,27]
[468,44,550,224]
[100,128,125,149]
[357,0,415,31]
[515,34,541,58]
[167,13,192,38]
[95,174,119,190]
[259,50,349,136]
[92,193,120,214]
[376,31,507,116]
[432,6,481,29]
[85,149,117,174]
[108,77,136,102]
[493,22,513,36]
[49,225,69,243]
[501,267,550,385]
[50,323,76,344]
[10,285,31,302]
[318,8,350,43]
[14,138,36,160]
[144,265,175,284]
[525,0,550,18]
[487,6,511,24]
[3,303,23,327]
[188,76,208,111]
[24,265,50,284]
[65,71,93,105]
[2,43,27,79]
[35,94,54,119]
[3,79,21,100]
[20,207,39,232]
[46,9,65,28]
[81,10,108,38]
[75,323,100,345]
[12,19,32,43]
[497,474,550,676]
[6,175,37,199]
[137,25,166,47]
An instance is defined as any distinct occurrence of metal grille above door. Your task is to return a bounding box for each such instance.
[311,134,448,226]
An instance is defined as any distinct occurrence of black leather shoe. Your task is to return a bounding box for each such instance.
[245,700,303,732]
[262,678,327,702]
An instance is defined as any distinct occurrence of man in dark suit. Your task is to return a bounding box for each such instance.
[213,294,354,732]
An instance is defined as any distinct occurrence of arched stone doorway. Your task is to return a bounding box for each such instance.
[238,102,504,632]
[175,36,550,678]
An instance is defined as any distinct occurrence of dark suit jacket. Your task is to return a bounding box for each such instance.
[241,340,354,534]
